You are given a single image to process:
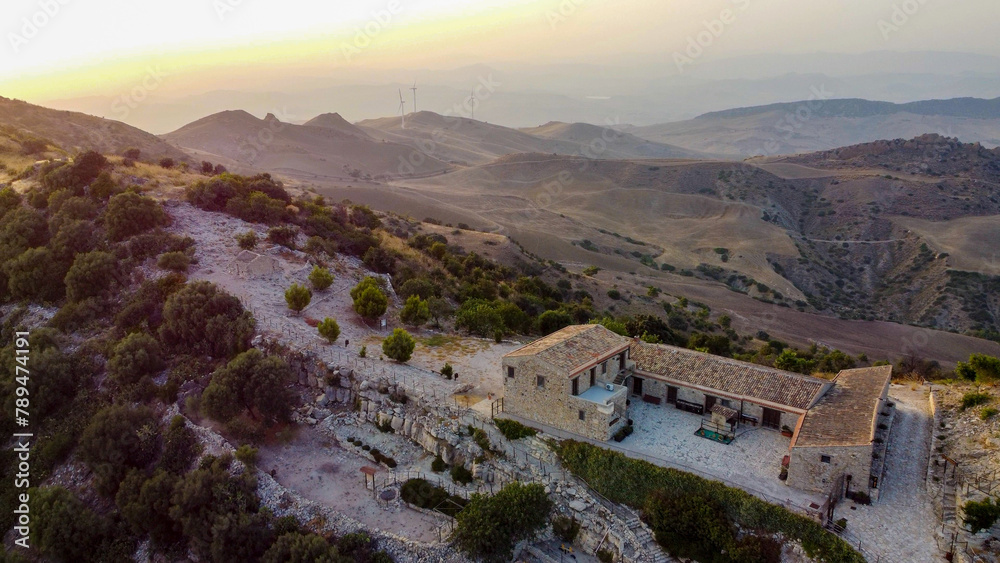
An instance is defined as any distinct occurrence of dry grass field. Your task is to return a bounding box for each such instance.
[890,214,1000,275]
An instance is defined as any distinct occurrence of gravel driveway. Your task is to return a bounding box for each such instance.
[833,385,943,562]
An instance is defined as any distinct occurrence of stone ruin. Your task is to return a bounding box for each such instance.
[229,249,281,278]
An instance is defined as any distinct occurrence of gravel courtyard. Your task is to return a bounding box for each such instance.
[831,385,943,562]
[622,401,827,511]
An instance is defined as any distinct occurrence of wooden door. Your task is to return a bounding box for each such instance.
[666,386,678,404]
[762,408,781,429]
[632,377,643,396]
[704,395,717,411]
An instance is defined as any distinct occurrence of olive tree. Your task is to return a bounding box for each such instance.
[201,349,293,425]
[159,281,255,358]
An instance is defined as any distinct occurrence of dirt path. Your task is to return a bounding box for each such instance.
[834,385,942,561]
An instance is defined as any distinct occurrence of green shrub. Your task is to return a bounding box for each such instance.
[400,478,467,517]
[451,464,473,485]
[469,426,491,453]
[495,418,537,441]
[551,515,580,542]
[317,317,340,343]
[597,550,613,563]
[431,455,447,473]
[352,277,388,319]
[159,281,254,358]
[965,498,1000,532]
[64,250,117,302]
[236,230,259,250]
[555,441,864,563]
[454,482,552,563]
[32,486,115,562]
[202,349,293,426]
[268,225,298,248]
[284,283,312,313]
[982,407,999,421]
[235,444,259,466]
[158,416,201,474]
[382,328,415,363]
[78,405,161,495]
[962,392,992,410]
[308,266,334,290]
[607,289,621,300]
[157,251,190,272]
[5,247,66,302]
[107,332,164,387]
[105,191,170,242]
[440,362,454,379]
[400,295,431,326]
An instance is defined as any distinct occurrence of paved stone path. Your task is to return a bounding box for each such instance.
[625,401,827,512]
[833,385,943,562]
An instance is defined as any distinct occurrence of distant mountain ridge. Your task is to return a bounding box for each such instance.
[357,111,707,165]
[162,110,451,179]
[698,97,1000,120]
[628,96,1000,158]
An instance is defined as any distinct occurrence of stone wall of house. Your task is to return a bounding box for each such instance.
[503,356,623,441]
[786,444,874,497]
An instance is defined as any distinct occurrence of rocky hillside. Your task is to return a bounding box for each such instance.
[0,96,189,162]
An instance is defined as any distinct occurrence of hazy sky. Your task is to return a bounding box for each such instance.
[2,0,999,101]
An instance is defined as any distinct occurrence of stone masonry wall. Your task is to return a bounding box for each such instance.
[503,356,620,441]
[786,444,874,497]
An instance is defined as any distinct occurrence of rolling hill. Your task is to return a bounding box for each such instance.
[0,96,189,162]
[628,97,1000,158]
[356,111,706,166]
[161,110,452,180]
[354,136,1000,346]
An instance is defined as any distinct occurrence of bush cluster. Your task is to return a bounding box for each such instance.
[555,440,864,563]
[494,418,537,440]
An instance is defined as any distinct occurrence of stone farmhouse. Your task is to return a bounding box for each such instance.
[502,325,893,500]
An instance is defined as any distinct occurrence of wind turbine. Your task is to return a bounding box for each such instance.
[410,81,418,113]
[469,89,476,120]
[398,89,406,129]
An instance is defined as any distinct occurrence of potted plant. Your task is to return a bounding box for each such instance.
[781,425,793,437]
[779,467,788,481]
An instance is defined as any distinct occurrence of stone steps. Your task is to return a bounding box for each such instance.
[624,517,670,563]
[943,480,958,523]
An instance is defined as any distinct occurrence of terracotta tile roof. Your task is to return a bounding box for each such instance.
[504,325,630,373]
[793,365,893,448]
[630,341,828,411]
